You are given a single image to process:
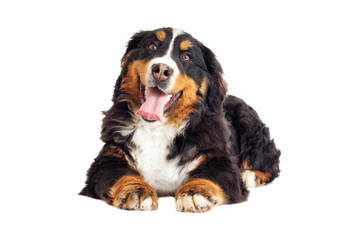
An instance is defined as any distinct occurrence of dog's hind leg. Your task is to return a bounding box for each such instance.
[224,95,281,188]
[241,160,273,187]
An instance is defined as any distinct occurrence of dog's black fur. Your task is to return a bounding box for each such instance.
[80,28,280,212]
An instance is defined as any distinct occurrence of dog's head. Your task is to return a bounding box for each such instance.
[116,27,227,126]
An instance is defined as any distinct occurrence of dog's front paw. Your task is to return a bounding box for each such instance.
[107,175,158,211]
[175,178,227,213]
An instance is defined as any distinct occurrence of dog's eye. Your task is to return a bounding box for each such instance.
[181,53,191,62]
[147,43,158,51]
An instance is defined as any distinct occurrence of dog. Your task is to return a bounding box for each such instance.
[79,27,280,212]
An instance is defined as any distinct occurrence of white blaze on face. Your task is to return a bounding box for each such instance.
[147,28,184,93]
[136,28,185,122]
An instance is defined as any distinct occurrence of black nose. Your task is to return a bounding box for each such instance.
[152,63,173,82]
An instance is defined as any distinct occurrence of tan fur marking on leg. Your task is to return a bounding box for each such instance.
[103,145,126,159]
[175,178,227,213]
[102,145,135,169]
[241,166,272,187]
[242,159,251,170]
[241,159,272,187]
[252,170,272,186]
[107,175,158,210]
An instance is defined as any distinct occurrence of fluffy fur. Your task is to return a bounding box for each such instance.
[79,27,281,212]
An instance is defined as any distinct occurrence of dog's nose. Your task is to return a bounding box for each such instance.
[152,63,173,82]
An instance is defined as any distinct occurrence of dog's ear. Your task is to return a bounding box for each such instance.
[115,31,148,99]
[125,30,149,55]
[119,30,149,68]
[120,31,148,70]
[201,45,228,114]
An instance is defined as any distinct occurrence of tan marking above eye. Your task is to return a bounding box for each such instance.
[180,40,193,51]
[155,30,166,42]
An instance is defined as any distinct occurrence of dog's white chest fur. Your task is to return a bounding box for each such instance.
[130,120,193,195]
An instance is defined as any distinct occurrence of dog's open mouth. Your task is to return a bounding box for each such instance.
[136,83,182,122]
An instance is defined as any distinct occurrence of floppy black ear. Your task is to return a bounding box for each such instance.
[125,30,149,55]
[201,45,228,114]
[115,31,149,98]
[119,30,149,69]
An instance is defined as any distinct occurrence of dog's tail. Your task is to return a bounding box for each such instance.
[223,95,281,187]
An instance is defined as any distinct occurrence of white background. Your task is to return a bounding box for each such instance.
[1,0,352,239]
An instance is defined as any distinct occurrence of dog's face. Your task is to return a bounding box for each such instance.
[118,27,227,126]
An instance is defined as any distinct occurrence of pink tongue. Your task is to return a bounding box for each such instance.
[136,87,170,122]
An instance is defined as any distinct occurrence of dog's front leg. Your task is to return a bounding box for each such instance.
[80,144,158,210]
[175,154,249,213]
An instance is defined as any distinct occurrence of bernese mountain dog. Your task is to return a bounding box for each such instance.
[79,27,281,213]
